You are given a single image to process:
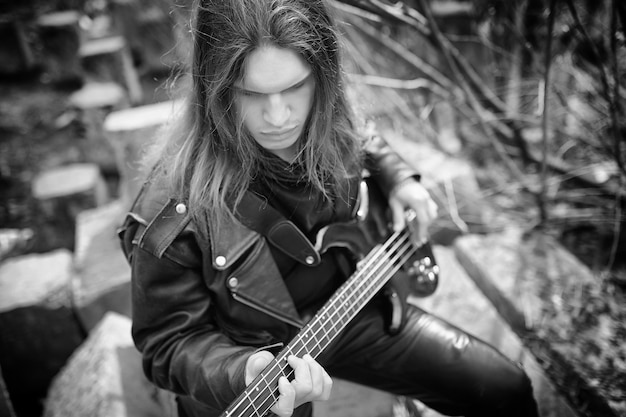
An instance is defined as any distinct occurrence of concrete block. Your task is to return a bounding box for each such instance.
[44,312,168,417]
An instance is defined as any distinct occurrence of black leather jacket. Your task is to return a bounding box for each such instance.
[118,135,418,416]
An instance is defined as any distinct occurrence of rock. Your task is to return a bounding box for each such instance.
[79,36,143,104]
[0,249,73,312]
[0,250,84,417]
[72,200,131,331]
[44,312,169,417]
[454,228,626,417]
[32,163,109,251]
[103,99,183,206]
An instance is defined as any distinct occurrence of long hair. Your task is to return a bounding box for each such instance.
[150,0,363,234]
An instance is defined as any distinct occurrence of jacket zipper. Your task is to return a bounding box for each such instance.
[230,291,303,329]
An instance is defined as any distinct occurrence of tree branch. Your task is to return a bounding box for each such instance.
[538,0,558,226]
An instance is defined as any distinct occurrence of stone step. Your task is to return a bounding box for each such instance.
[79,36,143,104]
[69,81,129,111]
[44,312,170,417]
[73,200,131,331]
[103,99,183,206]
[32,163,109,251]
[0,250,84,417]
[454,229,625,417]
[68,82,130,176]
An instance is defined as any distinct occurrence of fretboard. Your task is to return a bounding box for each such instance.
[220,229,417,417]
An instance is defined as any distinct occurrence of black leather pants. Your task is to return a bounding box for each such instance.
[312,299,540,417]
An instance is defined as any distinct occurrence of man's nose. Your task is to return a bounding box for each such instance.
[263,94,291,127]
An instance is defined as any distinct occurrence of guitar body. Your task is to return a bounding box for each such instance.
[315,176,439,334]
[220,177,439,417]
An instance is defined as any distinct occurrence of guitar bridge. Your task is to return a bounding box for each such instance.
[407,253,440,297]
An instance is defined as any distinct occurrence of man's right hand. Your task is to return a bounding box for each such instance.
[245,351,333,417]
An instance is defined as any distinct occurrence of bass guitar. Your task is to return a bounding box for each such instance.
[221,180,439,417]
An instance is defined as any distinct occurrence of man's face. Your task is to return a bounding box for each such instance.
[234,45,315,162]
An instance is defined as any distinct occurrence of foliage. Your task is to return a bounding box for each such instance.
[334,0,625,282]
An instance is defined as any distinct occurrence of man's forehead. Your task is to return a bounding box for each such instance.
[237,45,311,93]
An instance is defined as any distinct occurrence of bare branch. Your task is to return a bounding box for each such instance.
[346,73,451,98]
[607,0,624,272]
[538,0,558,226]
[342,13,456,92]
[329,0,383,24]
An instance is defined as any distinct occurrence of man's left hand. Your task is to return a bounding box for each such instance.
[388,179,438,243]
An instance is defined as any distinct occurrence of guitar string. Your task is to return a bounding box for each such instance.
[224,231,416,417]
[300,230,414,354]
[233,240,416,417]
[223,230,417,417]
[249,235,417,416]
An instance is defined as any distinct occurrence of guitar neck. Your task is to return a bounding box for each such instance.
[220,229,417,417]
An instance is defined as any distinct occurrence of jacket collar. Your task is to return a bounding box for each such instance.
[208,213,259,271]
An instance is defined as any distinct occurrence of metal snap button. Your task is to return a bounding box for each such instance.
[305,256,315,265]
[228,277,238,288]
[215,255,226,267]
[175,203,187,214]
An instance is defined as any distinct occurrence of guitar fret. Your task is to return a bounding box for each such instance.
[319,314,331,342]
[260,374,272,397]
[288,338,304,357]
[242,391,261,417]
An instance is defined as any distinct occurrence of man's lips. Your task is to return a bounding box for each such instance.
[261,125,298,137]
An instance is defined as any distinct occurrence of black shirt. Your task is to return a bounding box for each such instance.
[249,152,358,314]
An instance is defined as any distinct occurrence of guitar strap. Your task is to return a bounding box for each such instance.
[234,174,359,267]
[235,191,322,267]
[235,186,422,336]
